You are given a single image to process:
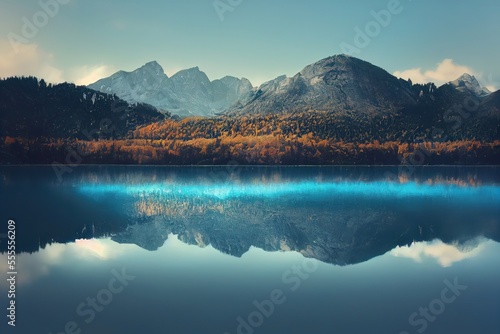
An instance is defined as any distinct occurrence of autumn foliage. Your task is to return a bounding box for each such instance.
[2,113,500,165]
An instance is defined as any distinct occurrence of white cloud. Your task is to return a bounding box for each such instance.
[0,42,64,83]
[0,41,114,85]
[393,59,475,86]
[70,65,115,85]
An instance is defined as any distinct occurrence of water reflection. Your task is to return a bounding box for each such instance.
[0,238,132,288]
[1,166,499,267]
[389,239,487,267]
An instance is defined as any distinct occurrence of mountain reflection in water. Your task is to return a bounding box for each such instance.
[1,166,499,267]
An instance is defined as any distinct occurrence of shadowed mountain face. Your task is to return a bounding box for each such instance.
[230,55,417,116]
[483,90,500,112]
[88,61,253,117]
[2,166,499,266]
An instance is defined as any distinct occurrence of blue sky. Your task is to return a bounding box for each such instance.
[0,0,498,90]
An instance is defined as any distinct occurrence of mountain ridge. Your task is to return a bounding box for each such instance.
[229,54,419,116]
[227,55,497,117]
[89,55,496,118]
[88,61,253,117]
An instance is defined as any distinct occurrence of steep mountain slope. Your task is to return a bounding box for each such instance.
[228,55,499,120]
[88,61,252,117]
[90,61,171,106]
[483,90,500,111]
[229,54,417,115]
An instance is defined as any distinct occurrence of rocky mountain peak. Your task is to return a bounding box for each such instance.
[171,66,210,83]
[229,54,417,115]
[134,60,166,77]
[450,73,490,96]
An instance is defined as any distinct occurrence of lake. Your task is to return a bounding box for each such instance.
[1,166,499,334]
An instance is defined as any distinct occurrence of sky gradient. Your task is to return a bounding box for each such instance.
[0,0,498,90]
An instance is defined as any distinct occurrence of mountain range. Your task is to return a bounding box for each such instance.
[88,61,252,117]
[88,55,497,118]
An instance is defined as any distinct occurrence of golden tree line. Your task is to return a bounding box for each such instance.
[3,135,499,165]
[1,111,499,165]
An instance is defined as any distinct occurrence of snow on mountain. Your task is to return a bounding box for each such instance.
[449,73,491,97]
[88,62,252,117]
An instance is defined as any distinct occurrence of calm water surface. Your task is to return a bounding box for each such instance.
[1,166,499,334]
